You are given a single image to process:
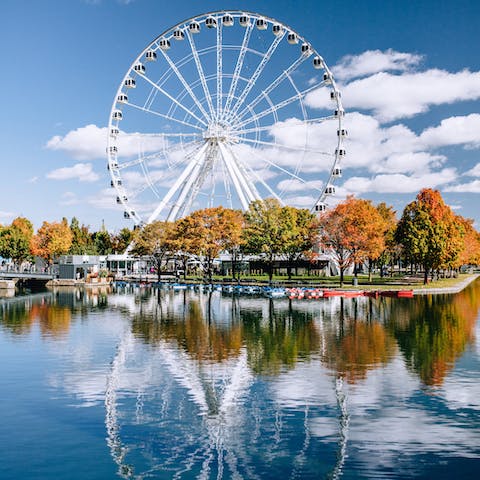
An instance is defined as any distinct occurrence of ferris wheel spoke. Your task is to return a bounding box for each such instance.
[233,116,332,136]
[124,101,204,131]
[238,136,333,157]
[139,74,208,127]
[158,49,212,122]
[238,144,323,192]
[119,132,201,139]
[234,83,325,130]
[129,141,207,199]
[227,31,286,121]
[222,22,254,118]
[234,55,311,123]
[117,139,203,171]
[216,19,223,119]
[147,142,209,223]
[186,29,216,120]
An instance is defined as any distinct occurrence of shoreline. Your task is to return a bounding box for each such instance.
[412,273,479,295]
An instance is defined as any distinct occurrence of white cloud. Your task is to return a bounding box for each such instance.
[445,180,480,193]
[465,163,480,177]
[27,176,38,184]
[306,68,480,123]
[333,49,423,81]
[45,124,174,161]
[46,163,100,182]
[46,124,108,160]
[0,211,16,222]
[343,168,457,194]
[345,69,480,122]
[420,113,480,149]
[87,188,121,210]
[60,192,79,206]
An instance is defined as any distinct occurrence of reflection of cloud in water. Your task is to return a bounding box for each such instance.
[33,285,480,478]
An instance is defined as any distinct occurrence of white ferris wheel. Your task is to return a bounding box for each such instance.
[107,11,345,226]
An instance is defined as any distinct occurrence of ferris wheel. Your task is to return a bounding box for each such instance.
[107,11,345,225]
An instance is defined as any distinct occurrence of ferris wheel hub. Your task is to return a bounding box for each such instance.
[203,122,232,142]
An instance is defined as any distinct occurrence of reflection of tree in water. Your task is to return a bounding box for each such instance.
[319,297,397,384]
[387,283,479,386]
[241,300,320,375]
[0,288,111,338]
[0,293,71,338]
[131,292,243,363]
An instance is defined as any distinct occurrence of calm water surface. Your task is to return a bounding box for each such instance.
[1,281,480,479]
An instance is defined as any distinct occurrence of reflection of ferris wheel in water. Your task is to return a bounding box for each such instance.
[107,11,345,226]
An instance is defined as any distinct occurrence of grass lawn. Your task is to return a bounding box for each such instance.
[201,272,479,291]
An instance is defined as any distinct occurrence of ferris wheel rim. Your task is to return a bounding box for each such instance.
[107,10,345,225]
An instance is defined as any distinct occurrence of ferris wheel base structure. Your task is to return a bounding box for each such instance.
[107,11,345,227]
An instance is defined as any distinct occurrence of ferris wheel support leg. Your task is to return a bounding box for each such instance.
[218,143,258,208]
[166,155,207,222]
[146,143,209,224]
[223,143,262,202]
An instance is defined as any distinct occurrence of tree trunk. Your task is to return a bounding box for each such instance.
[423,265,429,284]
[368,258,373,283]
[340,266,344,287]
[268,256,274,283]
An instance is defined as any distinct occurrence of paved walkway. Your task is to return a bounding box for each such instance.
[413,274,479,295]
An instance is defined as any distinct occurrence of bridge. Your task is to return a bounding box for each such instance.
[0,271,55,289]
[0,271,55,280]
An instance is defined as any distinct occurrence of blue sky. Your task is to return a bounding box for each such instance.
[0,0,479,231]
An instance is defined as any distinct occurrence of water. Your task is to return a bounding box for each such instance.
[1,282,480,479]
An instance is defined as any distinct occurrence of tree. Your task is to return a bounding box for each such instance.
[279,206,318,279]
[318,196,387,285]
[396,189,462,283]
[175,207,244,283]
[0,217,33,266]
[30,219,73,264]
[318,206,352,286]
[92,229,113,255]
[456,216,480,267]
[130,221,176,281]
[243,198,294,282]
[68,217,95,255]
[374,202,398,279]
[111,227,133,254]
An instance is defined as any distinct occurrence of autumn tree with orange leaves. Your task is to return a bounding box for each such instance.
[396,189,464,283]
[318,196,389,285]
[176,207,244,283]
[455,215,480,268]
[30,219,73,264]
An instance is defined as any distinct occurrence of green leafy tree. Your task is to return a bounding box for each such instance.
[68,217,96,255]
[376,203,399,277]
[111,227,133,254]
[243,198,294,282]
[280,206,318,279]
[130,221,176,281]
[92,229,113,255]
